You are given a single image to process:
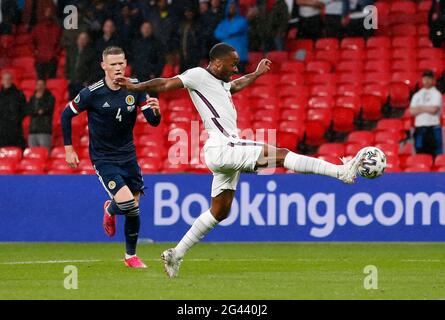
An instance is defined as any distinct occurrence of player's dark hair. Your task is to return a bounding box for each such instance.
[102,46,125,58]
[209,43,236,61]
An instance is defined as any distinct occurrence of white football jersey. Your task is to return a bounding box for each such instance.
[176,67,239,145]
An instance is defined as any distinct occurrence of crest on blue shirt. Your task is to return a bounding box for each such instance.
[126,95,135,105]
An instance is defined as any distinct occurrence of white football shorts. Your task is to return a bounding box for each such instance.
[204,139,264,197]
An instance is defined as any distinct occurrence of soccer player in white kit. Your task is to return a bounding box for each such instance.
[115,43,366,278]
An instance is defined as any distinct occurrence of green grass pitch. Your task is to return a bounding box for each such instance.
[0,243,444,300]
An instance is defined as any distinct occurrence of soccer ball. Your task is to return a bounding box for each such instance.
[357,147,387,179]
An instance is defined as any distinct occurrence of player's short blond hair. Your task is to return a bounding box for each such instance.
[102,46,125,59]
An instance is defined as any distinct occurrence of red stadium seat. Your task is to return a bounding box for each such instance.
[48,168,74,175]
[307,108,332,127]
[310,85,336,97]
[418,36,433,48]
[389,82,411,108]
[314,49,340,65]
[341,37,365,51]
[404,166,431,172]
[308,96,333,109]
[336,61,363,73]
[309,74,338,86]
[374,131,401,144]
[266,51,288,63]
[0,146,23,162]
[49,146,67,159]
[318,143,345,158]
[139,158,162,173]
[391,24,417,37]
[376,118,404,133]
[367,36,391,49]
[23,147,48,160]
[332,107,355,132]
[306,61,332,74]
[254,74,280,87]
[337,84,362,97]
[304,120,327,146]
[365,60,390,73]
[361,95,383,121]
[47,158,70,171]
[337,72,363,85]
[276,132,299,150]
[366,48,391,61]
[278,86,302,99]
[418,59,443,78]
[405,154,433,169]
[418,48,443,60]
[391,60,417,73]
[335,96,361,115]
[375,143,399,157]
[253,109,278,123]
[391,72,419,91]
[347,131,374,145]
[340,49,364,61]
[364,72,390,86]
[315,38,339,51]
[250,86,276,99]
[281,97,307,110]
[392,36,417,48]
[0,159,17,174]
[319,155,343,165]
[280,61,305,74]
[345,143,366,156]
[433,155,445,169]
[390,1,416,14]
[278,121,305,137]
[279,74,305,87]
[255,97,280,111]
[17,159,45,174]
[281,108,306,121]
[363,83,389,101]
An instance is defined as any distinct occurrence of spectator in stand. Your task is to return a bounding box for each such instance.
[346,0,374,39]
[296,0,325,40]
[130,21,165,82]
[92,19,122,81]
[200,0,225,52]
[31,6,62,80]
[324,0,349,38]
[26,79,55,151]
[410,70,443,157]
[246,2,268,52]
[429,0,445,48]
[0,72,26,148]
[115,4,140,49]
[65,32,95,99]
[148,0,179,54]
[178,7,204,72]
[267,0,290,50]
[215,0,249,73]
[0,0,20,35]
[22,0,56,31]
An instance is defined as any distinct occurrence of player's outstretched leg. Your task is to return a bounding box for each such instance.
[257,145,366,184]
[161,190,234,278]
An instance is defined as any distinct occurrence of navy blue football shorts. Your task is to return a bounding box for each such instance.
[93,159,145,198]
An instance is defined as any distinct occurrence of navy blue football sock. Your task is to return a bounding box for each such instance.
[125,214,140,256]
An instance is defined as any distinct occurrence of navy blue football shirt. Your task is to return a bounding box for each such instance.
[63,78,160,163]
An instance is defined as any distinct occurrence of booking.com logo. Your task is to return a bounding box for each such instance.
[153,181,445,238]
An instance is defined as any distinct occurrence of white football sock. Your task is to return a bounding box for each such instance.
[174,209,218,259]
[284,152,339,178]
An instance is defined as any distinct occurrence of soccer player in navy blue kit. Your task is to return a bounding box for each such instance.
[61,46,161,268]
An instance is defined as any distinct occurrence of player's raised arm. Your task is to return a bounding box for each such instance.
[114,76,184,93]
[230,59,271,94]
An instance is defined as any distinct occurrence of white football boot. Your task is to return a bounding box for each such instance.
[161,248,183,278]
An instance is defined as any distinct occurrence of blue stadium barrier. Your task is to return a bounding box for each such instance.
[0,173,444,242]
